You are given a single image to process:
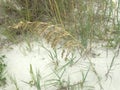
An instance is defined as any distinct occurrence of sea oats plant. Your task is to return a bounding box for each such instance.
[1,0,119,50]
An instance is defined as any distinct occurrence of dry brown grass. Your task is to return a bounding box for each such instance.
[8,21,85,57]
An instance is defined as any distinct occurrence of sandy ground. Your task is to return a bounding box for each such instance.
[0,41,120,90]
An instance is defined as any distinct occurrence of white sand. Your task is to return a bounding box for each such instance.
[0,41,120,90]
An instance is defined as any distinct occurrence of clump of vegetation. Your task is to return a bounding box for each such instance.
[1,0,119,51]
[0,55,6,86]
[23,64,41,90]
[9,76,19,90]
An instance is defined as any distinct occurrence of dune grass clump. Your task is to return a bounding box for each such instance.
[0,0,119,51]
